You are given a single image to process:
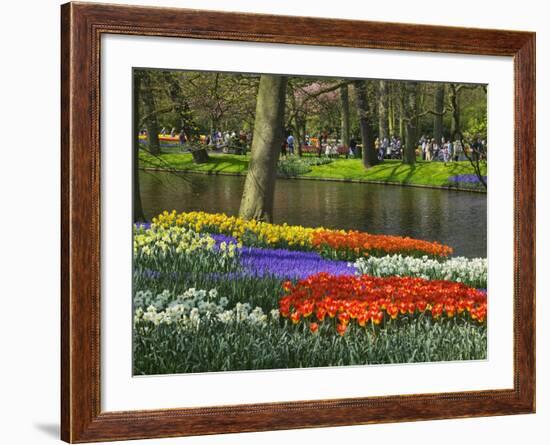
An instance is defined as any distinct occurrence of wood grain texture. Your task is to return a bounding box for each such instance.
[60,2,536,442]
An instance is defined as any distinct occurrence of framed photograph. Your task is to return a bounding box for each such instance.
[61,2,535,442]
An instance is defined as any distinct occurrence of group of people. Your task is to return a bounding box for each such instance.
[419,136,457,162]
[209,130,252,153]
[280,132,358,159]
[372,134,487,163]
[144,127,253,153]
[149,125,486,164]
[419,135,486,163]
[375,136,402,160]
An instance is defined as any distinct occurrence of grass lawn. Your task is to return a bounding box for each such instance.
[305,158,486,187]
[139,150,250,174]
[139,150,486,189]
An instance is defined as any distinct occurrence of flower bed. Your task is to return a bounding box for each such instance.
[279,273,487,336]
[152,210,453,259]
[212,234,355,279]
[133,211,486,374]
[353,254,487,288]
[133,286,487,375]
[312,230,453,260]
[133,225,242,294]
[134,287,273,329]
[447,173,487,190]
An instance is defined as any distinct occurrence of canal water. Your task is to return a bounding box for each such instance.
[139,171,487,258]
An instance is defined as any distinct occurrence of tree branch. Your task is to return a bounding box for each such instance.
[139,104,180,128]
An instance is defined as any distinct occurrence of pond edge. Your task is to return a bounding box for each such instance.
[140,167,487,194]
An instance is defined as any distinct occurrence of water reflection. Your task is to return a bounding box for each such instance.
[139,171,487,258]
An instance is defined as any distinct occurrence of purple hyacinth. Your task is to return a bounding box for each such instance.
[210,234,238,244]
[240,246,354,279]
[135,230,354,280]
[448,174,487,184]
[210,233,354,279]
[135,221,152,230]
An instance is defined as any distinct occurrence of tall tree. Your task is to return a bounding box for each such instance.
[403,81,419,165]
[353,80,377,168]
[133,71,145,222]
[340,84,350,147]
[388,82,395,137]
[378,80,389,141]
[162,71,196,141]
[140,72,161,155]
[239,75,287,222]
[433,83,445,143]
[287,79,349,154]
[287,82,306,157]
[397,82,405,141]
[449,83,461,140]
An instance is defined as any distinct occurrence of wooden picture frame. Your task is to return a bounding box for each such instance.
[61,2,535,442]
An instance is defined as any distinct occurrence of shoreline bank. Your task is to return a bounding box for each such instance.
[140,167,487,194]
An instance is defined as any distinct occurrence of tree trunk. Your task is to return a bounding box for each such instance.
[378,80,389,141]
[239,75,287,222]
[403,82,418,165]
[449,84,461,140]
[288,86,303,157]
[141,72,161,155]
[340,84,350,147]
[415,85,423,141]
[191,148,210,163]
[302,119,307,151]
[397,83,405,140]
[398,98,404,140]
[388,85,395,137]
[294,112,304,157]
[133,71,145,222]
[353,80,377,168]
[433,83,445,143]
[163,71,194,139]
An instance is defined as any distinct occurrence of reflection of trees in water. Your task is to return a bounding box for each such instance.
[416,190,444,240]
[140,173,487,257]
[398,188,415,235]
[139,170,195,220]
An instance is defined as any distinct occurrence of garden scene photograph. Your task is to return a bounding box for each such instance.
[132,68,488,375]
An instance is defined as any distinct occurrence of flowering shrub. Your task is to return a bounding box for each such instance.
[279,273,487,336]
[277,157,332,176]
[152,210,452,259]
[353,255,487,288]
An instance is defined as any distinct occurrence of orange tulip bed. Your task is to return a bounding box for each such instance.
[311,230,453,261]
